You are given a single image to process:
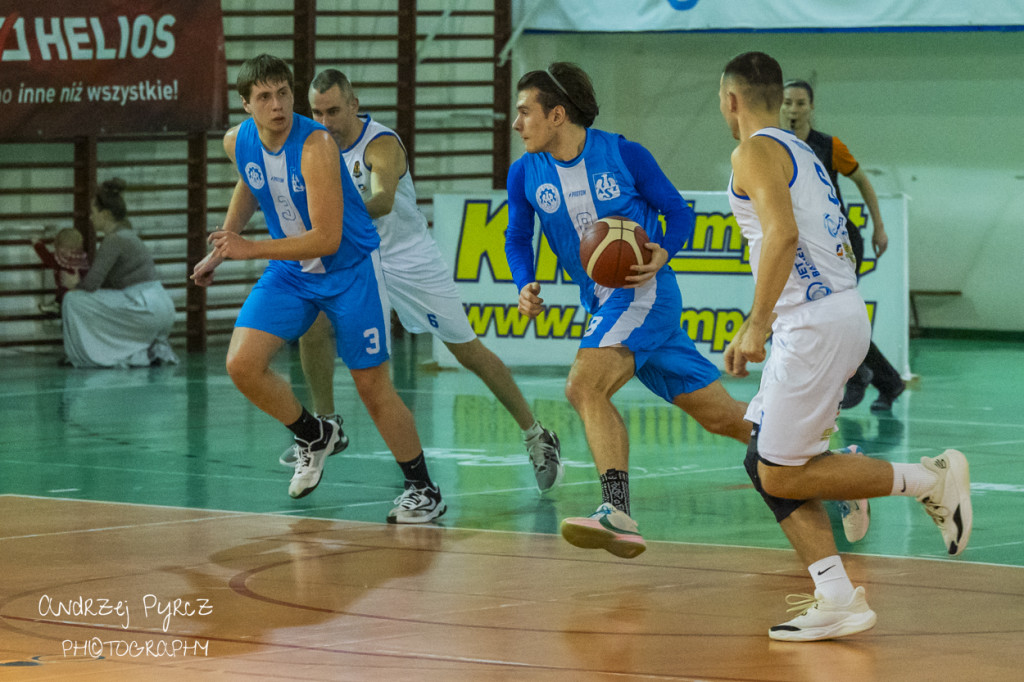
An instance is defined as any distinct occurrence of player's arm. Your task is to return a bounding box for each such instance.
[191,127,258,285]
[724,137,795,376]
[208,131,343,263]
[504,162,544,317]
[618,139,695,286]
[362,134,405,219]
[847,166,887,257]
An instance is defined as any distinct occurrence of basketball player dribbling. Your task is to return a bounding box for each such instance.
[504,61,751,558]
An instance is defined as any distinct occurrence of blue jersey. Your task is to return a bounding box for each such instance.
[234,113,379,275]
[505,129,695,313]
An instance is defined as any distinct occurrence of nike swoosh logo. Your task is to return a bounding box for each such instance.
[817,565,835,576]
[900,476,907,493]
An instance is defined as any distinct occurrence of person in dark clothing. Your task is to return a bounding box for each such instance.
[781,80,906,411]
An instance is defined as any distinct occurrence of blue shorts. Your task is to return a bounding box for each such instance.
[235,251,391,370]
[579,268,719,403]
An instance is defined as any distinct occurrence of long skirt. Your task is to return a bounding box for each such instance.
[62,281,179,368]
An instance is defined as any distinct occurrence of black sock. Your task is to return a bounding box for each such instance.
[398,452,433,489]
[600,468,630,516]
[286,408,323,444]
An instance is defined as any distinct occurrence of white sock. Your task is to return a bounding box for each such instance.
[522,420,543,441]
[890,462,939,497]
[808,556,854,603]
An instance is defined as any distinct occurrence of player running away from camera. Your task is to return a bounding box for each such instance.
[190,54,444,524]
[719,51,972,642]
[505,62,751,559]
[285,69,563,494]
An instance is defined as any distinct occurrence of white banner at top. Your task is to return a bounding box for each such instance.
[513,0,1024,32]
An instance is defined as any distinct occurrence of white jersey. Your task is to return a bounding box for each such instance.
[728,127,857,315]
[342,115,433,268]
[341,114,475,343]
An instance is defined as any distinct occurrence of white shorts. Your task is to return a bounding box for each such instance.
[380,243,476,345]
[746,288,870,465]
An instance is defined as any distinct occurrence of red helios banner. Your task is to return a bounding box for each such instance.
[0,0,228,141]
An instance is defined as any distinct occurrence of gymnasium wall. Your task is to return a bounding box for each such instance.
[511,29,1024,333]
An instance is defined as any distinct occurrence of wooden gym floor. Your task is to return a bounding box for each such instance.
[1,336,1022,680]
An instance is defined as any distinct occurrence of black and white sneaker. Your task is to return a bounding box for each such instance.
[386,483,446,524]
[526,427,563,493]
[287,417,340,499]
[280,413,349,467]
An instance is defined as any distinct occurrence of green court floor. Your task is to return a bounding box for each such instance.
[1,337,1021,566]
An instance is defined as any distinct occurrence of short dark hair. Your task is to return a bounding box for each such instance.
[236,54,294,101]
[517,62,599,128]
[311,68,355,99]
[94,178,128,221]
[783,79,815,104]
[723,51,784,111]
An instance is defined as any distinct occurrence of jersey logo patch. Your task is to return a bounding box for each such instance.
[806,282,832,301]
[245,162,265,190]
[536,183,561,213]
[291,172,305,193]
[593,172,620,201]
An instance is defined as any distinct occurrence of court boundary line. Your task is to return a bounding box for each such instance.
[2,493,1020,570]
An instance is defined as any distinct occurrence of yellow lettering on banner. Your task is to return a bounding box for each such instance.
[690,212,745,252]
[680,308,747,352]
[845,204,877,277]
[535,235,570,283]
[462,303,585,339]
[670,212,751,274]
[454,201,512,282]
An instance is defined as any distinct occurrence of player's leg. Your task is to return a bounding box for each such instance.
[560,345,646,558]
[446,337,564,493]
[744,434,878,642]
[446,338,533,429]
[672,380,750,443]
[225,326,295,422]
[280,312,349,467]
[349,361,422,462]
[384,260,563,492]
[332,252,444,524]
[229,279,341,499]
[299,311,337,416]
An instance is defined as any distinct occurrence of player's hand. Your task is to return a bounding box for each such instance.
[207,230,254,262]
[624,242,668,288]
[723,315,775,377]
[190,250,225,287]
[872,226,888,258]
[518,281,544,319]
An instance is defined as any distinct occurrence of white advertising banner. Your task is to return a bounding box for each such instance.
[512,0,1024,32]
[431,191,910,377]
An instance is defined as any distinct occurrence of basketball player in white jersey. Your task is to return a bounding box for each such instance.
[720,51,972,641]
[284,69,563,494]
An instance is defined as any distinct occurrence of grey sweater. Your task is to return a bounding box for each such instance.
[78,227,160,292]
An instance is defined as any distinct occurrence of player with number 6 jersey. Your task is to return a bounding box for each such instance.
[287,69,564,506]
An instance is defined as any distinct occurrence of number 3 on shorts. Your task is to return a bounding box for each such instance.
[363,328,381,354]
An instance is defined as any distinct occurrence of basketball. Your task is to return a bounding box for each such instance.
[579,216,652,288]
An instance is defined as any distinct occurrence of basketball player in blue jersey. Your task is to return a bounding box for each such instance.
[505,62,752,559]
[719,51,972,641]
[276,69,564,495]
[190,55,445,523]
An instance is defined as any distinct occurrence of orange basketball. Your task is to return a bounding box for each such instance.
[579,216,652,288]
